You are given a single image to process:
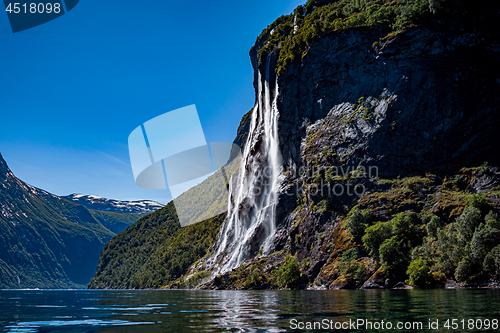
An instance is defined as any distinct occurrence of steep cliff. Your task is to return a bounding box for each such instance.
[276,23,500,179]
[88,0,500,289]
[201,0,500,289]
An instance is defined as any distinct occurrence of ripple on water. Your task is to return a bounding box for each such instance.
[5,319,155,332]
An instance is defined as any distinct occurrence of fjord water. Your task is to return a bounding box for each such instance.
[1,290,500,332]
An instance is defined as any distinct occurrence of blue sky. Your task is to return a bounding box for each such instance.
[0,0,304,204]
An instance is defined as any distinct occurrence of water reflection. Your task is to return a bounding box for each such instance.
[0,289,499,332]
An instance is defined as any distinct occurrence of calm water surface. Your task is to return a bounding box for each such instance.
[1,289,499,332]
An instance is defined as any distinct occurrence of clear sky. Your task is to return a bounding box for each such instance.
[0,0,304,204]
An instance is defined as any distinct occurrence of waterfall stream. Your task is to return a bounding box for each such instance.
[212,55,283,274]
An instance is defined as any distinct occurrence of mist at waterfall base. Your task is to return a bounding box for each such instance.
[2,289,500,332]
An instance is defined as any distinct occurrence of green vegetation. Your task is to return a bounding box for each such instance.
[412,206,500,284]
[253,0,465,74]
[131,215,223,288]
[88,202,181,289]
[345,207,374,240]
[360,212,421,271]
[338,248,369,286]
[341,166,500,287]
[278,255,302,287]
[89,209,144,234]
[362,221,393,259]
[88,199,224,289]
[406,259,433,287]
[484,246,500,278]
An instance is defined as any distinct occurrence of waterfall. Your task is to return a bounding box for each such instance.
[212,55,283,274]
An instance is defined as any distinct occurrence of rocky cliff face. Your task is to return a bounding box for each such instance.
[271,15,497,259]
[274,24,500,180]
[201,9,500,289]
[87,2,500,290]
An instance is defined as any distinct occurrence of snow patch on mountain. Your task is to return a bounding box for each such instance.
[63,194,164,214]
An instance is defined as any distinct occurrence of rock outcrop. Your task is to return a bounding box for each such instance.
[274,23,500,178]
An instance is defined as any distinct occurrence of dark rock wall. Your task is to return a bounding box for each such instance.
[272,25,500,178]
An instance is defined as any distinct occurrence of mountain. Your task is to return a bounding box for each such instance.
[0,153,114,288]
[0,153,154,288]
[89,0,500,290]
[88,157,240,289]
[87,202,224,289]
[63,194,164,234]
[63,194,163,214]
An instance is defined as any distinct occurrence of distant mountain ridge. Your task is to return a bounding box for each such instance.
[0,153,155,288]
[63,194,164,214]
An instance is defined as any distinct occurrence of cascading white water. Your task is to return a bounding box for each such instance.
[212,55,283,274]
